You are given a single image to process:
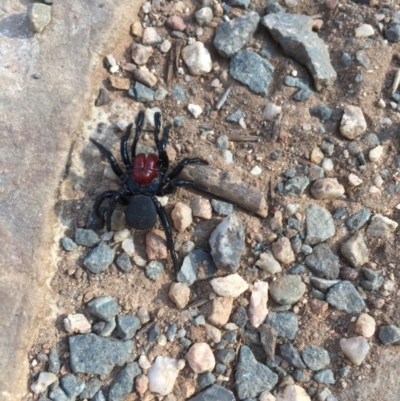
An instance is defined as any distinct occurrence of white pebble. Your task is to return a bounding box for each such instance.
[262,103,281,120]
[188,103,203,118]
[122,237,135,256]
[369,145,383,162]
[374,175,384,187]
[157,334,168,346]
[369,185,381,194]
[239,117,246,129]
[139,355,152,370]
[355,24,375,38]
[133,255,147,267]
[102,231,113,241]
[142,2,152,13]
[177,67,185,75]
[160,40,172,53]
[114,228,130,243]
[109,65,119,74]
[222,150,233,164]
[116,120,129,131]
[322,158,334,171]
[156,195,169,206]
[377,99,386,108]
[106,54,118,67]
[250,165,262,175]
[177,329,186,338]
[211,78,221,87]
[348,173,363,187]
[291,69,298,77]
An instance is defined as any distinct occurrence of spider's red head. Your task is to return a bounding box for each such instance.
[132,153,158,185]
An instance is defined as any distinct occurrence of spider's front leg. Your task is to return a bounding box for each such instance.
[163,157,209,183]
[93,190,129,228]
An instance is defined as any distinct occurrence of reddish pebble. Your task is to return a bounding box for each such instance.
[146,229,168,260]
[340,266,360,281]
[369,297,385,309]
[166,15,187,31]
[309,299,329,315]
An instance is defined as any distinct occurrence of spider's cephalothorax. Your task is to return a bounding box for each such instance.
[91,111,208,273]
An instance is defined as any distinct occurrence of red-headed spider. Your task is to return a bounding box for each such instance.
[91,111,208,273]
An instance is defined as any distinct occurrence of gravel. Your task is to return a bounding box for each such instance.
[265,312,299,340]
[326,281,366,313]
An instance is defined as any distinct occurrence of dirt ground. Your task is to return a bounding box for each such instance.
[28,0,400,400]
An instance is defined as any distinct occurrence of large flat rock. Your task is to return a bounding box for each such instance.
[0,1,141,399]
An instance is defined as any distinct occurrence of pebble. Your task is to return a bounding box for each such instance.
[250,165,262,175]
[87,296,118,321]
[80,378,102,400]
[181,42,212,75]
[205,324,222,343]
[209,214,245,272]
[134,68,157,88]
[211,199,233,216]
[166,15,186,31]
[189,384,235,401]
[31,372,58,394]
[116,315,141,340]
[345,208,371,231]
[148,356,184,396]
[305,244,339,279]
[145,261,164,281]
[348,173,363,187]
[178,249,217,285]
[83,242,115,274]
[310,147,324,164]
[188,103,203,118]
[195,7,213,26]
[269,275,306,305]
[210,274,248,298]
[301,345,330,371]
[133,255,147,268]
[135,374,149,396]
[276,385,311,401]
[146,229,167,260]
[170,202,192,232]
[248,280,269,328]
[308,299,329,315]
[262,103,282,120]
[355,313,376,338]
[128,82,155,103]
[314,369,335,384]
[236,346,278,399]
[216,135,229,150]
[142,27,162,45]
[208,296,234,327]
[271,237,295,265]
[61,237,77,251]
[283,176,310,195]
[159,39,172,53]
[311,178,345,200]
[341,231,369,267]
[169,282,190,309]
[339,336,370,366]
[64,314,91,334]
[379,325,400,345]
[309,105,334,122]
[131,43,153,65]
[255,252,282,275]
[148,324,160,342]
[191,198,212,219]
[266,312,298,340]
[305,204,335,245]
[60,374,85,398]
[69,333,134,375]
[366,214,398,237]
[117,253,133,273]
[131,21,143,37]
[186,342,215,373]
[280,343,306,369]
[326,281,365,313]
[355,24,374,38]
[322,159,333,172]
[74,228,100,247]
[48,348,60,374]
[27,3,51,33]
[340,106,367,139]
[385,24,400,43]
[216,348,236,364]
[369,145,383,162]
[356,50,370,69]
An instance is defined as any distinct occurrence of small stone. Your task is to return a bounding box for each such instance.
[198,372,216,389]
[169,282,190,309]
[188,104,203,118]
[341,232,369,267]
[265,312,298,340]
[280,343,306,369]
[145,261,164,281]
[309,105,334,122]
[27,3,51,33]
[109,76,131,90]
[131,43,153,65]
[301,345,330,371]
[166,15,186,31]
[262,103,282,120]
[250,166,262,175]
[269,275,306,305]
[195,7,213,27]
[271,237,295,265]
[340,106,367,139]
[131,21,143,37]
[385,24,400,43]
[83,242,115,274]
[87,296,118,321]
[355,313,376,338]
[142,27,162,45]
[75,228,100,247]
[186,343,215,373]
[60,374,85,398]
[136,374,149,396]
[348,173,363,187]
[366,214,398,237]
[208,296,234,327]
[31,372,58,394]
[64,314,91,334]
[181,42,212,75]
[255,252,282,275]
[326,281,365,313]
[369,145,383,162]
[314,370,335,384]
[379,325,400,345]
[211,200,233,216]
[205,324,222,343]
[148,356,184,396]
[355,24,374,38]
[61,237,77,252]
[191,198,212,219]
[188,385,236,401]
[284,177,310,195]
[276,385,311,401]
[311,178,345,200]
[248,280,269,328]
[80,378,101,400]
[305,244,339,279]
[339,336,370,366]
[310,147,324,164]
[308,299,328,315]
[171,202,192,232]
[145,229,168,260]
[210,274,248,297]
[305,204,335,245]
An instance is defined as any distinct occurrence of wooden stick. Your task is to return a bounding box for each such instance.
[227,134,261,142]
[180,165,269,218]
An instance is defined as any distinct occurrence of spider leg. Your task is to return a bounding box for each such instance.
[164,158,209,183]
[150,195,179,273]
[91,139,128,181]
[94,190,129,218]
[154,112,171,177]
[131,111,145,160]
[105,192,130,232]
[158,179,207,195]
[121,123,134,171]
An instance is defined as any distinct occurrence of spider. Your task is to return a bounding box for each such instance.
[91,111,208,273]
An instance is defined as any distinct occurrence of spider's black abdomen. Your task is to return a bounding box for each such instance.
[125,195,157,230]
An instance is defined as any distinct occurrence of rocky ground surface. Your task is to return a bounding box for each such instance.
[20,0,400,400]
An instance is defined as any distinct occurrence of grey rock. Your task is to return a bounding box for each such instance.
[188,384,235,401]
[128,82,155,102]
[356,50,370,69]
[48,348,60,374]
[385,24,400,43]
[314,369,335,384]
[363,133,380,148]
[83,242,115,274]
[301,345,330,371]
[305,244,339,279]
[27,3,51,33]
[293,369,310,382]
[87,296,118,321]
[60,374,85,398]
[211,199,234,216]
[308,165,324,181]
[379,325,400,345]
[269,275,306,305]
[166,323,178,342]
[61,237,77,252]
[173,116,185,126]
[341,52,352,68]
[265,312,298,340]
[108,363,141,401]
[92,390,106,401]
[262,12,336,91]
[216,135,229,150]
[333,207,346,220]
[361,268,384,291]
[305,204,335,245]
[266,1,285,13]
[117,315,141,340]
[178,249,217,285]
[346,208,371,231]
[198,372,216,389]
[98,317,116,337]
[179,337,192,349]
[209,214,245,272]
[326,281,365,313]
[214,12,260,58]
[74,228,100,247]
[48,385,69,401]
[79,378,102,400]
[320,138,334,156]
[236,345,278,399]
[95,87,111,107]
[284,176,310,195]
[148,324,160,342]
[230,50,274,95]
[69,333,134,375]
[231,0,249,8]
[283,76,310,90]
[116,252,133,273]
[341,232,369,268]
[310,277,340,291]
[215,363,227,374]
[231,306,249,329]
[226,109,245,123]
[171,85,186,101]
[193,315,206,325]
[279,343,305,369]
[309,105,334,122]
[293,87,313,102]
[339,366,351,378]
[216,348,236,364]
[289,264,305,274]
[145,261,164,281]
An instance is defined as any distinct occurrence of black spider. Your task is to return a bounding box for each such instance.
[91,111,208,273]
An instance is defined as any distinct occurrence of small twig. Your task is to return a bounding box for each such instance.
[188,299,209,309]
[227,134,261,142]
[215,86,232,110]
[392,68,400,94]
